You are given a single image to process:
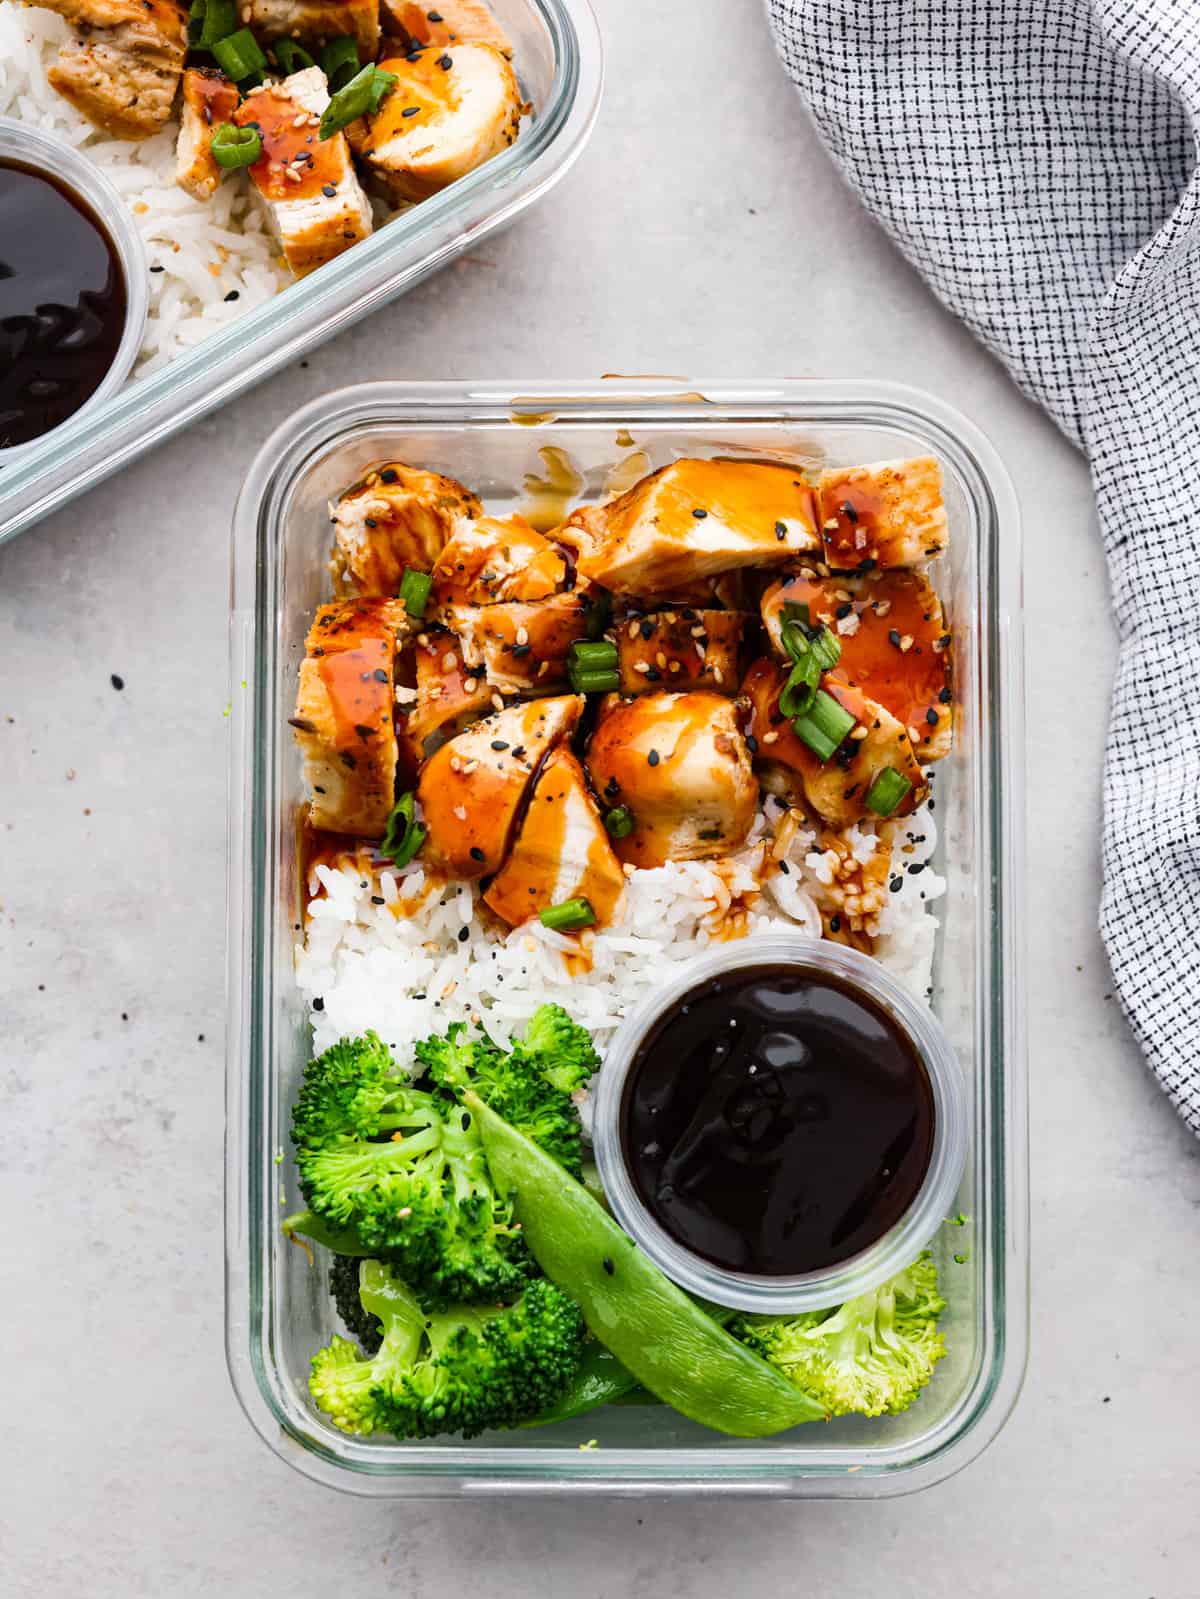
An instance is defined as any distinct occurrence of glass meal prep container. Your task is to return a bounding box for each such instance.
[0,0,601,549]
[226,378,1027,1498]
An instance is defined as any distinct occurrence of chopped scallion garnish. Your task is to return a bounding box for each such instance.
[319,63,395,139]
[211,26,267,82]
[570,639,617,669]
[197,0,236,48]
[603,805,634,839]
[368,67,398,113]
[864,767,913,817]
[211,121,263,168]
[398,567,432,619]
[539,898,596,932]
[274,36,316,73]
[569,667,619,695]
[808,626,841,672]
[321,34,361,93]
[791,689,856,762]
[380,792,426,869]
[779,651,820,718]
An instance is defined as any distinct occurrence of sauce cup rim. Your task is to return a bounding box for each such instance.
[590,933,968,1314]
[0,117,148,454]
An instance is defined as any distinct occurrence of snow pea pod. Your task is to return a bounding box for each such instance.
[525,1341,642,1425]
[468,1094,827,1438]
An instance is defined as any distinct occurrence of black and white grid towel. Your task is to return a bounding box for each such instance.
[766,0,1200,1133]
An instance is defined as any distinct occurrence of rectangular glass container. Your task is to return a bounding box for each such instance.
[0,0,601,549]
[226,379,1027,1497]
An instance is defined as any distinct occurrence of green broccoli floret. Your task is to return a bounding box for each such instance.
[415,1004,598,1177]
[329,1254,382,1354]
[290,1032,533,1308]
[310,1261,586,1439]
[730,1252,947,1419]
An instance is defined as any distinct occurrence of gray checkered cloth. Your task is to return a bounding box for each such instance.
[766,0,1200,1133]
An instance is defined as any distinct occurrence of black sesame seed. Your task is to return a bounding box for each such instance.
[939,686,952,703]
[365,517,377,528]
[371,895,385,905]
[110,674,124,690]
[640,620,654,640]
[775,520,787,540]
[511,745,526,759]
[926,708,939,725]
[692,507,708,519]
[840,500,858,523]
[321,183,337,198]
[858,558,877,572]
[437,53,452,68]
[890,876,903,892]
[511,643,531,656]
[778,859,790,875]
[402,105,420,117]
[312,997,325,1011]
[888,629,902,648]
[647,749,660,766]
[224,289,240,302]
[381,468,398,483]
[373,668,388,682]
[428,7,442,17]
[458,926,471,942]
[469,847,485,862]
[907,862,926,876]
[149,264,164,273]
[745,734,758,753]
[829,915,841,932]
[602,1257,614,1275]
[836,602,852,619]
[491,739,509,751]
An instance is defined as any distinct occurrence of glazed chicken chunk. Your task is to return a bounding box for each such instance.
[234,67,373,279]
[44,0,186,138]
[398,629,495,767]
[175,67,240,201]
[291,598,409,836]
[558,459,820,597]
[244,0,380,61]
[445,593,590,695]
[817,456,948,571]
[761,568,952,759]
[382,0,513,56]
[361,42,524,203]
[417,694,583,878]
[742,658,927,829]
[484,749,625,928]
[332,464,483,595]
[586,692,757,868]
[430,514,567,607]
[615,607,748,696]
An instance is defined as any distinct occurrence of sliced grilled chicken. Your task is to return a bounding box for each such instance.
[44,0,186,138]
[430,514,567,607]
[484,749,625,928]
[558,459,820,597]
[817,456,948,571]
[246,0,379,61]
[417,694,583,878]
[397,628,496,774]
[761,568,952,759]
[361,42,523,202]
[175,67,240,201]
[615,607,748,696]
[332,464,483,595]
[291,598,409,836]
[382,0,513,56]
[234,67,372,278]
[742,658,926,829]
[445,593,589,694]
[586,692,757,868]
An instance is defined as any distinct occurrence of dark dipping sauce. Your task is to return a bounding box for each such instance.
[621,963,935,1277]
[0,161,128,447]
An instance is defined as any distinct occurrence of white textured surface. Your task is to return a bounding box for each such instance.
[1,0,1197,1591]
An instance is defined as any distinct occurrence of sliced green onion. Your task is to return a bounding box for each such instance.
[398,567,432,619]
[274,36,316,73]
[569,639,618,670]
[779,652,820,718]
[212,26,267,82]
[809,626,841,672]
[321,34,361,92]
[584,591,612,642]
[198,0,236,47]
[569,666,620,695]
[187,0,205,46]
[539,898,596,932]
[864,767,913,818]
[791,689,856,762]
[782,600,812,631]
[319,63,380,138]
[380,792,426,868]
[367,67,398,113]
[211,121,263,169]
[603,805,634,839]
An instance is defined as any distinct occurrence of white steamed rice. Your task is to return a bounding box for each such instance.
[296,792,946,1070]
[0,1,290,374]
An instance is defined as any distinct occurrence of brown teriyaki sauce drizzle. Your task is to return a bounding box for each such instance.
[620,962,934,1276]
[0,161,128,447]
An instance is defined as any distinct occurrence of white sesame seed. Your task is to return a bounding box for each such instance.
[899,634,914,652]
[850,726,868,740]
[442,651,457,671]
[491,693,504,711]
[874,599,891,617]
[463,677,477,693]
[515,625,529,646]
[449,755,462,772]
[453,804,467,820]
